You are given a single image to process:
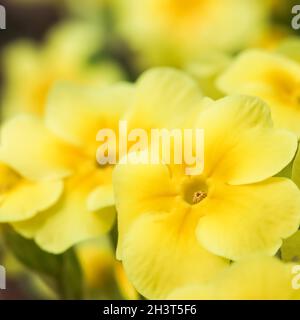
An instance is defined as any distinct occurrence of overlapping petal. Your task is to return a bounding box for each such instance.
[0,115,76,181]
[121,210,228,299]
[168,256,300,300]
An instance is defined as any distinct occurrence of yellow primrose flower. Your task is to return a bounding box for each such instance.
[0,68,203,254]
[218,49,300,136]
[114,0,269,67]
[113,94,300,299]
[185,51,231,99]
[77,237,138,299]
[77,238,113,290]
[0,82,132,254]
[0,161,63,223]
[1,20,123,119]
[168,256,300,300]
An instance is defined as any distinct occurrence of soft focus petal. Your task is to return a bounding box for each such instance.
[218,50,300,136]
[13,174,116,254]
[168,256,300,300]
[0,180,63,223]
[87,184,115,212]
[0,115,76,181]
[125,68,204,129]
[46,83,134,150]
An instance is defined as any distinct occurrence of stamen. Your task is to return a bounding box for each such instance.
[192,191,207,204]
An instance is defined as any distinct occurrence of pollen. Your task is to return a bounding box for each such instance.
[192,191,207,204]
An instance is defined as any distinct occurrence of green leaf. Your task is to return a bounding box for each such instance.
[4,227,83,299]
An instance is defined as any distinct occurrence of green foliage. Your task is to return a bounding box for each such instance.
[4,227,83,299]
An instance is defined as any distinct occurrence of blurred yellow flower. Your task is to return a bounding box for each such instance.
[1,20,123,119]
[0,82,132,254]
[0,162,63,223]
[168,256,300,300]
[218,49,300,136]
[77,237,138,299]
[113,94,300,299]
[0,68,203,254]
[185,51,231,99]
[114,0,270,67]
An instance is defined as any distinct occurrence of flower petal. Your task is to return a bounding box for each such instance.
[87,184,115,212]
[113,162,178,259]
[121,210,229,299]
[217,50,300,136]
[0,180,63,222]
[196,177,300,260]
[13,176,116,254]
[125,68,204,129]
[197,95,297,184]
[0,115,75,181]
[168,256,300,300]
[46,83,134,150]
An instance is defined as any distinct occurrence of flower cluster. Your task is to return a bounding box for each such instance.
[1,0,300,300]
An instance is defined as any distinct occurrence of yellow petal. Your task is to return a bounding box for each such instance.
[43,21,104,70]
[218,50,300,136]
[121,210,229,299]
[197,95,297,184]
[0,115,76,181]
[196,177,300,260]
[13,175,116,254]
[87,185,115,212]
[1,41,43,118]
[125,68,203,129]
[0,180,63,223]
[113,162,178,259]
[45,82,134,151]
[168,256,300,300]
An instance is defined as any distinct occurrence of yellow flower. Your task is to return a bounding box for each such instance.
[0,162,63,223]
[113,93,300,298]
[77,237,138,299]
[218,49,300,136]
[185,51,231,99]
[168,256,300,300]
[1,20,123,118]
[0,68,202,254]
[114,0,269,67]
[0,82,132,253]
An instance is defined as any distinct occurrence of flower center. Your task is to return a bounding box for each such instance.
[192,191,207,204]
[155,0,205,25]
[181,177,208,205]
